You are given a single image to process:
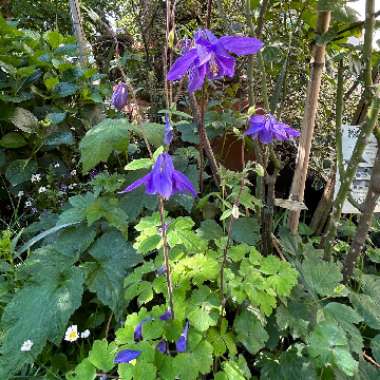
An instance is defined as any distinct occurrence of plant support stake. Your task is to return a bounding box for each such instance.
[288,5,331,233]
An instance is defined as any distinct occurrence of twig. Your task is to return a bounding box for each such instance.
[206,0,213,29]
[363,351,380,369]
[271,233,287,261]
[288,6,331,233]
[104,312,113,339]
[189,94,220,186]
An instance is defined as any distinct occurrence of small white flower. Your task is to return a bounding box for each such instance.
[64,325,79,342]
[80,329,91,339]
[21,339,33,352]
[54,162,60,168]
[31,174,41,183]
[25,201,32,208]
[70,169,77,176]
[38,186,47,193]
[17,191,24,198]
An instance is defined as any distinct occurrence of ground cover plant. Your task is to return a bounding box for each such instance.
[1,0,380,379]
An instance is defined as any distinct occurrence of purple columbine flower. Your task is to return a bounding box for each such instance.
[159,309,172,321]
[111,82,128,111]
[114,349,141,364]
[156,340,169,354]
[245,114,300,144]
[133,317,152,342]
[164,114,173,146]
[176,320,189,353]
[167,29,263,93]
[120,153,196,200]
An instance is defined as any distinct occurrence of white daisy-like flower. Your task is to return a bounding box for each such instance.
[70,169,77,176]
[38,186,47,193]
[17,191,24,198]
[54,162,60,168]
[64,325,79,342]
[25,201,32,208]
[80,329,91,339]
[31,174,41,183]
[20,339,33,352]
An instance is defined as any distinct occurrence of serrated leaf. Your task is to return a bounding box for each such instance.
[67,359,96,380]
[196,219,224,241]
[234,309,268,354]
[350,292,380,330]
[80,118,130,172]
[301,257,342,297]
[86,231,142,315]
[371,335,380,363]
[54,82,79,97]
[308,321,358,376]
[45,130,74,146]
[88,340,117,372]
[231,217,260,245]
[0,266,84,379]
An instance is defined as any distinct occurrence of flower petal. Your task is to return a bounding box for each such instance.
[156,341,168,354]
[164,113,173,146]
[188,64,207,93]
[114,349,141,364]
[159,309,172,321]
[151,153,174,199]
[214,54,235,78]
[176,321,190,353]
[133,323,143,342]
[172,170,197,198]
[119,173,151,194]
[167,48,198,81]
[219,36,263,56]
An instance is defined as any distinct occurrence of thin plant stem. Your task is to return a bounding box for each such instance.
[158,197,175,318]
[220,139,245,315]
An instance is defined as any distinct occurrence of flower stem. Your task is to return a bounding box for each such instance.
[158,197,175,318]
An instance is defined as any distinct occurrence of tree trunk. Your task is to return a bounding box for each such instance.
[288,7,331,233]
[343,147,380,282]
[69,0,88,65]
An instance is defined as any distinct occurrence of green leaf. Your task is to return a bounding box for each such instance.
[308,321,358,376]
[79,118,130,172]
[125,158,153,171]
[196,219,224,241]
[88,340,117,372]
[45,130,74,146]
[371,335,380,363]
[66,359,96,380]
[261,346,317,380]
[44,76,59,90]
[5,159,37,186]
[231,217,260,245]
[46,112,67,125]
[0,266,84,379]
[54,82,79,97]
[130,122,164,147]
[301,256,343,297]
[0,132,27,148]
[350,292,380,330]
[86,231,142,316]
[44,30,64,48]
[234,309,268,354]
[10,107,38,132]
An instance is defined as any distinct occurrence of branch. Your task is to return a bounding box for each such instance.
[288,5,331,233]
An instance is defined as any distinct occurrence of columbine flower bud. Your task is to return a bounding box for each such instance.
[111,82,128,111]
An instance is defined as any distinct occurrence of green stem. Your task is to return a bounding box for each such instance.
[158,198,175,318]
